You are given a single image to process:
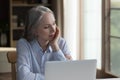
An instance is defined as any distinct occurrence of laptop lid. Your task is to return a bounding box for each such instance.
[45,59,97,80]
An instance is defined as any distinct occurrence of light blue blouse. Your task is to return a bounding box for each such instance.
[17,37,71,80]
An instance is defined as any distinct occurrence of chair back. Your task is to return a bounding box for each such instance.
[7,51,16,80]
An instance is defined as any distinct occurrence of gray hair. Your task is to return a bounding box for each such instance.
[24,5,54,41]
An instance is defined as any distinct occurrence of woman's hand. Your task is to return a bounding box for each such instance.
[65,54,73,60]
[49,26,60,51]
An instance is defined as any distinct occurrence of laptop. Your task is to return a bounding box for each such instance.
[45,59,97,80]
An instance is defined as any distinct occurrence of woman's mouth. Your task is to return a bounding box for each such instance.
[49,34,55,38]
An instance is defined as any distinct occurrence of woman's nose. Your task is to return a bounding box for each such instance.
[50,26,56,33]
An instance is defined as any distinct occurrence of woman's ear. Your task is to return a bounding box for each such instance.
[32,28,38,37]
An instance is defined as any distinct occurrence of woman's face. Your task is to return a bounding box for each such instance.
[35,12,56,41]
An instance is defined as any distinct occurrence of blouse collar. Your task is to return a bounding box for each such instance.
[30,39,52,53]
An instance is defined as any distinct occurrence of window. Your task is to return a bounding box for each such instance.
[63,0,80,60]
[106,0,120,76]
[63,0,120,77]
[82,0,102,69]
[63,0,102,68]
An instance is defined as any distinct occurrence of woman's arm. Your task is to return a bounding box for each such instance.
[17,39,44,80]
[49,27,72,61]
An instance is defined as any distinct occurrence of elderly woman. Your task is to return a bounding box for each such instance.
[17,6,72,80]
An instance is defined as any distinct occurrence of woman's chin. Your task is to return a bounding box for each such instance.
[49,37,54,41]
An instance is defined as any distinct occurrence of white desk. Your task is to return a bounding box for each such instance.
[97,78,120,80]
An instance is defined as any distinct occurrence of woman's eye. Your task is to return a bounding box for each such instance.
[44,26,49,29]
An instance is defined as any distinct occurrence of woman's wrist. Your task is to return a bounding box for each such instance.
[51,43,60,52]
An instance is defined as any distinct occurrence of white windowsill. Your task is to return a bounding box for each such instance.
[0,47,16,52]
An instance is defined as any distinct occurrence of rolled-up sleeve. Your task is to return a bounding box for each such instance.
[50,38,71,61]
[52,50,66,61]
[58,38,71,55]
